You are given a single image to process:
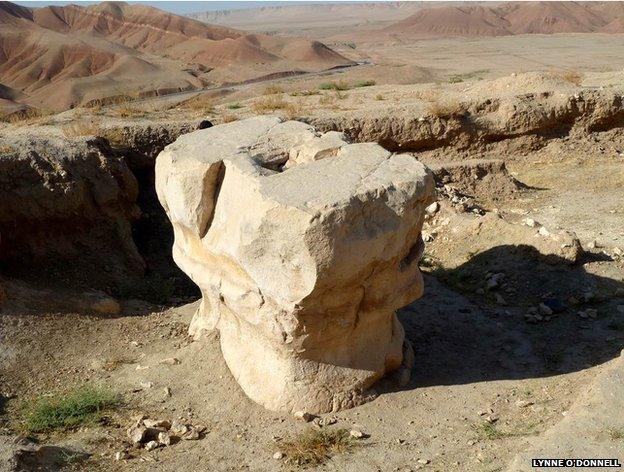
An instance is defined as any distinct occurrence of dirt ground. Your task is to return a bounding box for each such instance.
[1,29,624,472]
[1,124,623,471]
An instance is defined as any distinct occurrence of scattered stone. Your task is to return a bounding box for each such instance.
[144,441,159,452]
[523,218,539,228]
[515,400,534,408]
[170,420,188,436]
[114,451,129,461]
[159,358,180,366]
[273,451,284,460]
[163,387,172,397]
[485,415,498,424]
[494,293,507,306]
[475,288,485,295]
[349,429,364,439]
[486,273,505,291]
[538,303,553,316]
[157,432,171,446]
[293,411,314,422]
[417,459,430,465]
[140,381,153,389]
[538,226,550,237]
[127,425,148,445]
[587,240,601,250]
[541,298,566,314]
[144,419,171,429]
[181,426,201,441]
[425,202,439,215]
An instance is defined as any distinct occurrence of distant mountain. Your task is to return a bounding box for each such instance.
[0,1,352,112]
[383,1,624,37]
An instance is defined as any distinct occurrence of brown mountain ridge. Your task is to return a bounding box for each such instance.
[0,1,353,112]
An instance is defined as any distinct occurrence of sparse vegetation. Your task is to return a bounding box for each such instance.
[279,428,356,466]
[179,93,215,112]
[25,386,118,433]
[61,119,103,138]
[318,80,350,91]
[608,428,624,440]
[113,105,146,118]
[448,75,464,83]
[227,102,243,110]
[263,85,284,95]
[552,70,584,86]
[221,113,239,123]
[0,107,51,124]
[0,144,16,154]
[290,89,320,97]
[375,94,385,101]
[472,421,539,441]
[251,95,289,114]
[354,80,376,87]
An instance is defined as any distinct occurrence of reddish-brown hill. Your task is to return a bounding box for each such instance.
[385,5,512,37]
[384,1,623,38]
[0,1,353,112]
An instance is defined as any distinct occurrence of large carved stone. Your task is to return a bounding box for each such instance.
[155,116,434,413]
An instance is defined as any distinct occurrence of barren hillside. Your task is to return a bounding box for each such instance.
[0,1,352,112]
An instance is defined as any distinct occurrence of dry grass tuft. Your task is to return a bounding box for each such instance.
[552,70,584,86]
[318,80,350,91]
[0,144,16,154]
[263,85,284,95]
[425,98,467,119]
[0,108,51,124]
[221,113,239,123]
[290,89,320,97]
[251,95,289,114]
[413,89,441,102]
[61,119,103,138]
[179,93,215,112]
[113,106,146,118]
[279,428,356,466]
[375,94,385,101]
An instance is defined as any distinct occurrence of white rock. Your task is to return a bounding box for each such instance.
[155,117,434,414]
[425,202,439,215]
[523,218,539,228]
[349,429,364,439]
[538,226,550,237]
[114,451,129,461]
[157,432,171,446]
[273,451,284,460]
[144,441,159,451]
[293,411,313,422]
[144,419,171,429]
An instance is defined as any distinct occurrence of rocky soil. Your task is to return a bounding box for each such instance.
[1,71,623,471]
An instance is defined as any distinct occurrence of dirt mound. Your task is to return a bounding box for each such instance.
[0,1,352,111]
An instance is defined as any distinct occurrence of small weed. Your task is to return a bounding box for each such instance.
[472,421,538,441]
[354,80,376,88]
[448,75,464,83]
[290,89,320,97]
[318,80,350,91]
[25,386,118,433]
[227,102,243,110]
[608,428,624,440]
[263,85,284,95]
[375,94,385,101]
[279,428,356,466]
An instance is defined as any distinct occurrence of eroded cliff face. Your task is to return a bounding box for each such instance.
[0,120,203,298]
[156,116,435,413]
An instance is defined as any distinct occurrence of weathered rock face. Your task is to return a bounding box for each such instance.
[156,116,434,413]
